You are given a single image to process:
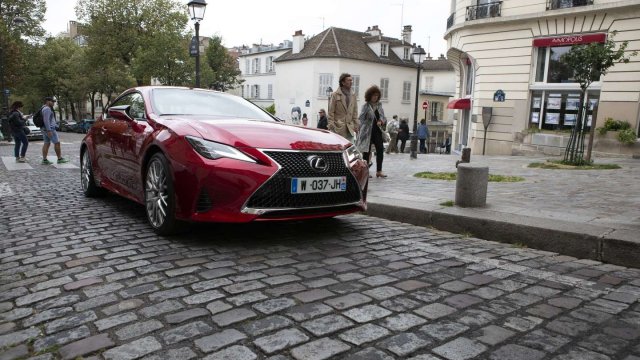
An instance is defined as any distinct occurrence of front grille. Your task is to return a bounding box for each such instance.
[246,151,361,209]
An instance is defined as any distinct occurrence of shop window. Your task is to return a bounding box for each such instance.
[529,90,598,130]
[534,45,600,84]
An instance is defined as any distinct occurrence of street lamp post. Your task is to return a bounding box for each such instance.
[325,86,332,111]
[187,0,207,88]
[409,45,426,159]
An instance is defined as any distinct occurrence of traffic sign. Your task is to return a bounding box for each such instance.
[422,100,429,110]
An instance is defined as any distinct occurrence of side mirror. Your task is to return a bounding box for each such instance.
[108,105,133,122]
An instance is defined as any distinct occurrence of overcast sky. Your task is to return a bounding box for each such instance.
[44,0,450,57]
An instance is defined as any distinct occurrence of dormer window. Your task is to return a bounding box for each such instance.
[380,43,388,57]
[403,47,410,60]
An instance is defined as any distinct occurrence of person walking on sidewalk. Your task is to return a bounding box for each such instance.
[385,115,399,154]
[328,73,359,141]
[8,101,28,162]
[418,119,429,154]
[40,96,68,164]
[317,109,328,130]
[356,85,387,178]
[397,119,410,153]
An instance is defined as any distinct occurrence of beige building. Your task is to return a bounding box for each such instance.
[445,0,640,155]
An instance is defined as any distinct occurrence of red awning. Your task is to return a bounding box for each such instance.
[447,98,471,109]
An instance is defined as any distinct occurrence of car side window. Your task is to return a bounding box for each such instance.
[130,93,146,120]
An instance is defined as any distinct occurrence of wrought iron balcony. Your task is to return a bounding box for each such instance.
[447,13,455,29]
[547,0,594,10]
[466,1,502,21]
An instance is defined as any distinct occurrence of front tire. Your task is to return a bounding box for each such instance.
[81,150,105,197]
[145,153,183,235]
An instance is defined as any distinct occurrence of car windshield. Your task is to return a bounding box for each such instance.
[151,88,274,121]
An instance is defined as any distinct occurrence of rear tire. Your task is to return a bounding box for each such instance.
[145,153,184,235]
[81,150,105,197]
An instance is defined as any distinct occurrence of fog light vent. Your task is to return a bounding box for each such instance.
[196,189,212,213]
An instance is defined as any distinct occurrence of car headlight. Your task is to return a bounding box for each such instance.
[186,136,256,163]
[345,144,363,163]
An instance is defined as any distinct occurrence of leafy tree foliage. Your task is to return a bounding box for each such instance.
[204,35,242,91]
[76,0,189,85]
[560,33,637,164]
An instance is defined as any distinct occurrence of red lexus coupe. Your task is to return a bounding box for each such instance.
[80,87,369,235]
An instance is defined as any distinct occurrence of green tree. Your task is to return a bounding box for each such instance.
[203,35,243,91]
[76,0,189,85]
[561,33,637,164]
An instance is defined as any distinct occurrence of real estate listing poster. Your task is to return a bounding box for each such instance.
[566,98,580,111]
[564,113,577,125]
[547,96,562,110]
[533,98,541,109]
[531,112,540,123]
[546,112,560,124]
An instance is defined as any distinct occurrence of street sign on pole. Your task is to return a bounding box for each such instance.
[189,36,198,57]
[422,100,429,110]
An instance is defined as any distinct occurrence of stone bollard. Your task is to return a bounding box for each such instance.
[455,163,489,207]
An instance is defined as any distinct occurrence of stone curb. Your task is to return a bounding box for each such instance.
[365,201,639,268]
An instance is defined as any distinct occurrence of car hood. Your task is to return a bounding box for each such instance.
[164,117,350,151]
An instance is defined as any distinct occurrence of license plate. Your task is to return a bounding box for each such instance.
[291,176,347,194]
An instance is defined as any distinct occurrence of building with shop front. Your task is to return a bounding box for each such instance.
[445,0,640,155]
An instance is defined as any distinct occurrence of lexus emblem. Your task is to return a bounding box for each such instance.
[307,155,328,173]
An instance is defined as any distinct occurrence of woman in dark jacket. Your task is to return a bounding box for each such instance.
[8,101,28,162]
[397,119,410,153]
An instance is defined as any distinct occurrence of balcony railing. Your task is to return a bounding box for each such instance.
[547,0,594,10]
[466,1,502,21]
[447,13,455,29]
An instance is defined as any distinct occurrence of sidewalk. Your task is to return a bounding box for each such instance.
[365,151,640,268]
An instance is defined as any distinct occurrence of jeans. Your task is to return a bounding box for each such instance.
[363,123,385,172]
[419,139,426,153]
[12,131,29,158]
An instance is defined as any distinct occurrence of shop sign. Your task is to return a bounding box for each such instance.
[532,33,607,47]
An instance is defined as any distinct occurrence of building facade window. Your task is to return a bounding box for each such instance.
[402,81,411,102]
[381,43,388,57]
[253,58,261,74]
[266,56,274,72]
[268,84,273,99]
[352,75,360,98]
[318,73,333,97]
[464,60,474,96]
[245,59,250,74]
[380,78,389,100]
[252,85,260,99]
[529,90,598,130]
[430,101,444,120]
[404,48,410,60]
[424,76,434,91]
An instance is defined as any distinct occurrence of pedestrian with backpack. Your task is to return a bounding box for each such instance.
[40,97,68,164]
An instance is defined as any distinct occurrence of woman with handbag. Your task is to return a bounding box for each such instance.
[8,101,29,162]
[356,85,388,178]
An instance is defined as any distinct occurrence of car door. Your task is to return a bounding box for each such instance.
[102,93,135,193]
[114,92,151,198]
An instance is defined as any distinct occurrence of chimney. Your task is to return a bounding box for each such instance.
[292,30,305,54]
[439,54,446,60]
[426,53,433,60]
[366,25,381,37]
[402,25,412,44]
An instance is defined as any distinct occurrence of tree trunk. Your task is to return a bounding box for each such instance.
[89,92,96,119]
[563,90,586,164]
[585,103,599,162]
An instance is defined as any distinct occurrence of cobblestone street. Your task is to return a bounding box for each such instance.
[1,135,640,359]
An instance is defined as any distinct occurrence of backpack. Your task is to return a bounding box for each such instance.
[32,106,45,128]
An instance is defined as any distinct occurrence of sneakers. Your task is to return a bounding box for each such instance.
[17,157,26,163]
[42,159,53,165]
[57,158,69,164]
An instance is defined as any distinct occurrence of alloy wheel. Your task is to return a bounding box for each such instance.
[145,159,169,228]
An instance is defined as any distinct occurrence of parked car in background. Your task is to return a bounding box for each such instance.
[60,119,80,132]
[79,119,96,133]
[80,86,369,235]
[24,118,43,140]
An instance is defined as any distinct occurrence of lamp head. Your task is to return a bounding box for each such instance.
[187,0,207,22]
[325,86,332,97]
